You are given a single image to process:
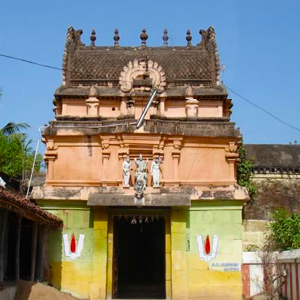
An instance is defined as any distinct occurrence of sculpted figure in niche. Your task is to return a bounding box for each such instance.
[134,179,145,205]
[151,157,163,187]
[122,156,131,187]
[134,154,148,187]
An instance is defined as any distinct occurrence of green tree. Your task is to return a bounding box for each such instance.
[0,123,43,179]
[266,208,300,251]
[237,143,256,197]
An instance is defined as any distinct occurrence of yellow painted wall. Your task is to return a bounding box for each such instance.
[47,202,243,300]
[171,202,243,300]
[48,205,108,300]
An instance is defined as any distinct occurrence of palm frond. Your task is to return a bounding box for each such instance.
[1,122,30,135]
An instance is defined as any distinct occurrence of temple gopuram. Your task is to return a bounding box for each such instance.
[32,27,249,300]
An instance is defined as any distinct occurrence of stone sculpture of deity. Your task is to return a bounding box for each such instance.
[151,157,163,187]
[134,154,148,187]
[134,179,145,205]
[122,156,131,187]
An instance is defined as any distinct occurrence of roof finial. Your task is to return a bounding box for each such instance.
[186,29,192,46]
[140,28,148,47]
[185,84,194,98]
[89,85,97,97]
[163,28,169,46]
[90,29,96,46]
[114,28,120,46]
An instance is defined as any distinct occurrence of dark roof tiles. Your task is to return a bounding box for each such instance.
[62,26,221,90]
[245,144,300,171]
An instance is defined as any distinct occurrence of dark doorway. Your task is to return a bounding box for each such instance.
[113,216,165,299]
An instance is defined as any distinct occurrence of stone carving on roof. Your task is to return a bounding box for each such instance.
[198,26,220,86]
[119,57,166,93]
[62,27,84,85]
[60,26,222,89]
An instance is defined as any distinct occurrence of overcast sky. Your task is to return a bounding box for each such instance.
[0,0,299,148]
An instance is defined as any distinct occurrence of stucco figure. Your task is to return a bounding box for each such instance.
[134,154,148,187]
[151,157,162,187]
[122,156,131,187]
[134,179,145,205]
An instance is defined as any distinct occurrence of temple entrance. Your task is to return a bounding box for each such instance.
[113,216,166,299]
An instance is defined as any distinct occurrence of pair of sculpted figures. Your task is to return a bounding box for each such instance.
[122,154,162,189]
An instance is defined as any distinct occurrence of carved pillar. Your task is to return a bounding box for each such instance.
[172,151,180,184]
[100,136,120,186]
[227,158,236,181]
[159,97,166,117]
[44,139,58,183]
[165,138,182,187]
[225,142,239,183]
[102,150,111,181]
[44,154,57,181]
[120,98,127,115]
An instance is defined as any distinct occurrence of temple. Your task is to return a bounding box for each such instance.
[32,27,249,300]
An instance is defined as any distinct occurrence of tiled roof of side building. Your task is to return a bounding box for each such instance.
[245,144,300,174]
[0,187,62,227]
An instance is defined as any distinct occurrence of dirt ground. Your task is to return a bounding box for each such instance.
[13,281,79,300]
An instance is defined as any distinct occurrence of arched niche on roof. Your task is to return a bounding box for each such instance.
[119,58,166,93]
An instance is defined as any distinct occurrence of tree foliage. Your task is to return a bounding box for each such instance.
[0,123,43,179]
[237,143,256,196]
[266,208,300,251]
[1,122,30,135]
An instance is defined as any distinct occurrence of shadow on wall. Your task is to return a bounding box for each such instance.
[48,228,62,290]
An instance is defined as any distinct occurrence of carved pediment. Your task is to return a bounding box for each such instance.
[119,58,166,93]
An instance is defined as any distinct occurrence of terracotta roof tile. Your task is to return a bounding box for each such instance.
[0,187,62,227]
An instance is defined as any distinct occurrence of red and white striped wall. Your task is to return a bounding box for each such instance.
[278,249,300,300]
[242,252,264,298]
[242,250,300,300]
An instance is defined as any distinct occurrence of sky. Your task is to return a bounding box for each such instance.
[0,0,300,150]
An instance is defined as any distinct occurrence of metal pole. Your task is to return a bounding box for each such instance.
[136,89,157,129]
[26,139,39,198]
[26,126,44,198]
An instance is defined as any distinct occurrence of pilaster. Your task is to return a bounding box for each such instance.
[44,139,58,183]
[225,142,239,182]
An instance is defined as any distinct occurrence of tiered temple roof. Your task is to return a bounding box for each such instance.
[55,27,227,99]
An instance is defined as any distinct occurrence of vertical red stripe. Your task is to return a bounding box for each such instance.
[70,233,76,253]
[295,263,299,300]
[242,264,250,298]
[290,263,293,300]
[205,235,210,255]
[285,264,288,297]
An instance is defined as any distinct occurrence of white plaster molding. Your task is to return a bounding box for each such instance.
[119,59,166,93]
